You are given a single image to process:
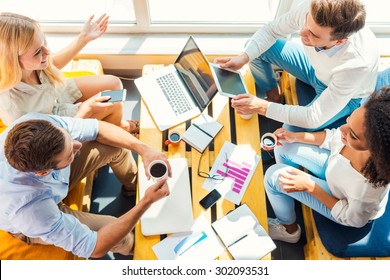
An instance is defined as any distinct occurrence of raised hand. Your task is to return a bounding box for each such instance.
[81,14,109,42]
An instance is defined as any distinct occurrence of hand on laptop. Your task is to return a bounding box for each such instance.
[214,53,249,71]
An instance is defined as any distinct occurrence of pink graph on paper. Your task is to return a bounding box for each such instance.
[216,159,252,194]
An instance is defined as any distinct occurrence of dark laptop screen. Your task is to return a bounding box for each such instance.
[174,37,218,109]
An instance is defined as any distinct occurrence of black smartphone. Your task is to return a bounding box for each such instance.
[101,89,127,102]
[199,189,222,210]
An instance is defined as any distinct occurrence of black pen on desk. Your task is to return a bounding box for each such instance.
[227,234,248,248]
[193,123,213,138]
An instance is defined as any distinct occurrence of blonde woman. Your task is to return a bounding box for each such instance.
[0,12,138,134]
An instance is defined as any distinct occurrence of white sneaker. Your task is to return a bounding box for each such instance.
[268,218,301,243]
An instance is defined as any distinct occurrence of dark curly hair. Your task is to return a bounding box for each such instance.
[361,86,390,188]
[4,119,65,172]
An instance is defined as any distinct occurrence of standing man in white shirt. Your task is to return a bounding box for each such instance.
[216,0,379,131]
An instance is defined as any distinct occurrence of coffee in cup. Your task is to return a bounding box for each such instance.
[261,132,278,151]
[148,160,168,182]
[164,130,181,146]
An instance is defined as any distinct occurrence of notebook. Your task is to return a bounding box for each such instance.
[138,158,194,236]
[134,36,218,131]
[211,203,276,260]
[182,113,223,153]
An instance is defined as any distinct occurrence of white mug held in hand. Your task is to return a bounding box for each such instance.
[261,133,278,151]
[148,160,169,182]
[238,113,253,120]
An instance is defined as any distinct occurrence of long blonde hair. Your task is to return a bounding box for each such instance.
[0,12,63,91]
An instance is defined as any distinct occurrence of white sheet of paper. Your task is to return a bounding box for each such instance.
[152,214,225,260]
[202,141,260,205]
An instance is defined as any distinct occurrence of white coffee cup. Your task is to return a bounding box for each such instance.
[165,130,181,146]
[148,160,168,182]
[261,133,278,151]
[239,113,254,120]
[235,108,253,120]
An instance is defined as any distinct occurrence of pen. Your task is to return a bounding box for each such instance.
[227,234,248,248]
[193,123,213,138]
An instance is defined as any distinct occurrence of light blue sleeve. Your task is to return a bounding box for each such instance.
[10,112,99,142]
[9,194,97,258]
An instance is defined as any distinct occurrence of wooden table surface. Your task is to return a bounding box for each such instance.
[134,64,270,260]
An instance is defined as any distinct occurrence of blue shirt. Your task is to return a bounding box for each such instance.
[314,43,345,57]
[0,113,99,258]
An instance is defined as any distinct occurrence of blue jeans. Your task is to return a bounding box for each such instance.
[264,142,340,225]
[250,39,361,131]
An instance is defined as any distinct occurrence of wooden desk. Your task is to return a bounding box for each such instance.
[134,64,269,260]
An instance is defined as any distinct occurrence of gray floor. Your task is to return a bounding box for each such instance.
[89,77,305,260]
[89,78,139,260]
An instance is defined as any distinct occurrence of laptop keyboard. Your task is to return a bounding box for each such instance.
[157,73,194,116]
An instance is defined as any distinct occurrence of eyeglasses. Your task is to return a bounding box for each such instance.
[197,152,228,181]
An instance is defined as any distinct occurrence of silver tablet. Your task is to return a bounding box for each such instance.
[209,63,248,98]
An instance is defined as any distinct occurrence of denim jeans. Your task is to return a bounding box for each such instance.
[264,142,340,225]
[250,38,361,131]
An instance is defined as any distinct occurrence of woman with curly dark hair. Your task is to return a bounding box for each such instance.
[263,86,390,243]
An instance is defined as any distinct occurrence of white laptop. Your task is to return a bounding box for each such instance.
[138,158,194,236]
[135,36,218,131]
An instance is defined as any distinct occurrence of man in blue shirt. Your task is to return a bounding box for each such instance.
[0,113,171,258]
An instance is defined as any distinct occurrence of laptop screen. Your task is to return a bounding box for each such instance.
[174,37,218,109]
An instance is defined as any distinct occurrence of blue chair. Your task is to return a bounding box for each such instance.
[312,198,390,258]
[375,68,390,91]
[294,78,348,130]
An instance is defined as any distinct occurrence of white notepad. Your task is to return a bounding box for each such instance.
[138,158,194,236]
[182,113,223,153]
